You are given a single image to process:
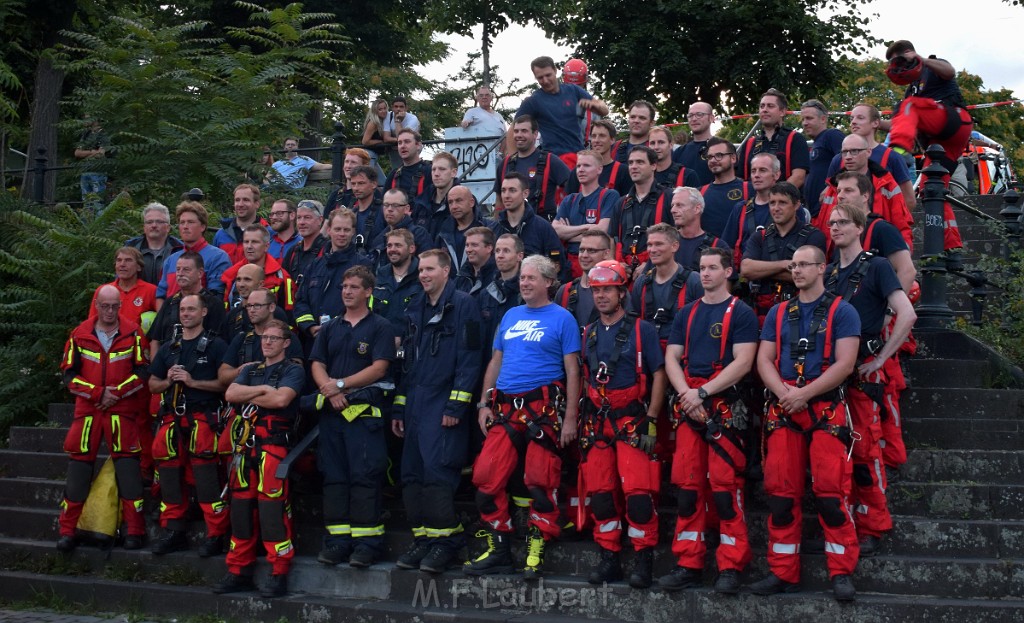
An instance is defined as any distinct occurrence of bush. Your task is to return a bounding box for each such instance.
[0,194,136,439]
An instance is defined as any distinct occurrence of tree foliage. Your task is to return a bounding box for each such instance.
[541,0,879,123]
[0,194,138,434]
[57,3,348,207]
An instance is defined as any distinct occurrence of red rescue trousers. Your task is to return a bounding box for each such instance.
[473,390,563,541]
[225,433,293,576]
[151,409,230,537]
[59,408,145,538]
[889,96,970,250]
[847,364,893,538]
[763,396,859,582]
[669,379,751,572]
[579,396,659,552]
[880,353,908,468]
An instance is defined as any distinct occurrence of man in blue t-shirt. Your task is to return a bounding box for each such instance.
[554,150,620,278]
[515,56,609,163]
[752,245,861,602]
[659,247,758,595]
[468,255,581,580]
[800,100,845,218]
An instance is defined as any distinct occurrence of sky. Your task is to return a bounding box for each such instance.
[421,0,1024,116]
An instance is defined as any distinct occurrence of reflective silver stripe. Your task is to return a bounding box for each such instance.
[720,533,737,546]
[825,541,846,555]
[597,521,621,534]
[675,531,701,542]
[881,186,901,199]
[874,458,886,494]
[772,542,799,555]
[856,504,869,515]
[627,526,646,539]
[886,394,901,426]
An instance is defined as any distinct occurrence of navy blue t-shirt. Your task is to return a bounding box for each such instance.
[675,233,731,271]
[860,217,910,257]
[555,188,620,253]
[760,294,861,381]
[805,128,845,217]
[516,84,595,156]
[630,266,704,340]
[583,316,664,390]
[668,297,758,378]
[310,312,396,381]
[150,334,228,403]
[825,255,902,336]
[678,140,713,186]
[700,179,752,238]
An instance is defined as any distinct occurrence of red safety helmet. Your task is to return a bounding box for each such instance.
[563,58,588,86]
[886,56,923,86]
[908,280,921,305]
[588,260,628,287]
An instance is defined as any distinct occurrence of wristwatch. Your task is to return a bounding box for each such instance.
[697,387,709,400]
[335,379,346,391]
[476,401,490,410]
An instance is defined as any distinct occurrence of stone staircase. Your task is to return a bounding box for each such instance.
[0,195,1022,622]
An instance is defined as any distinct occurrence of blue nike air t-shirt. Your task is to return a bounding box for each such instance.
[493,303,581,394]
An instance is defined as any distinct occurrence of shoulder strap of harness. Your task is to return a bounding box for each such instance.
[699,183,709,196]
[682,295,739,376]
[783,129,796,179]
[863,215,881,253]
[825,251,873,300]
[561,277,581,313]
[239,330,258,363]
[775,291,841,380]
[534,150,551,209]
[879,147,892,169]
[641,266,691,325]
[606,161,621,190]
[741,138,753,179]
[583,311,645,398]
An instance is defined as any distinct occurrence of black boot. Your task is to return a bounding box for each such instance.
[628,547,654,589]
[658,565,703,592]
[211,572,255,594]
[151,530,188,556]
[396,540,432,570]
[464,529,513,576]
[588,547,623,584]
[197,534,226,558]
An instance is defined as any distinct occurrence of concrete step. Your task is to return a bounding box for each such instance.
[905,359,991,388]
[0,450,84,481]
[0,477,65,508]
[0,539,1022,620]
[887,481,1024,521]
[8,427,68,453]
[899,388,1024,420]
[904,417,1024,450]
[908,359,995,389]
[7,492,1022,566]
[902,448,1023,484]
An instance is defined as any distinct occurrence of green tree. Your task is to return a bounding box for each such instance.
[0,194,137,433]
[57,4,348,207]
[424,1,569,86]
[541,0,878,122]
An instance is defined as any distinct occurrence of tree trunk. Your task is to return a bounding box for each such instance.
[481,12,491,87]
[23,54,63,204]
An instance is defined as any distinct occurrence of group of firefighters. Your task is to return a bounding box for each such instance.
[54,37,975,603]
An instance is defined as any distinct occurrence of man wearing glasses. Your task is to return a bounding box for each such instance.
[698,137,753,239]
[215,319,305,598]
[267,198,300,260]
[824,204,916,560]
[816,134,914,251]
[370,188,434,268]
[751,245,861,602]
[126,202,182,286]
[676,102,716,186]
[219,225,295,314]
[219,288,303,386]
[556,229,615,329]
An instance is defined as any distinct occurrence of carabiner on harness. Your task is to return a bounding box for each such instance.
[594,361,610,385]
